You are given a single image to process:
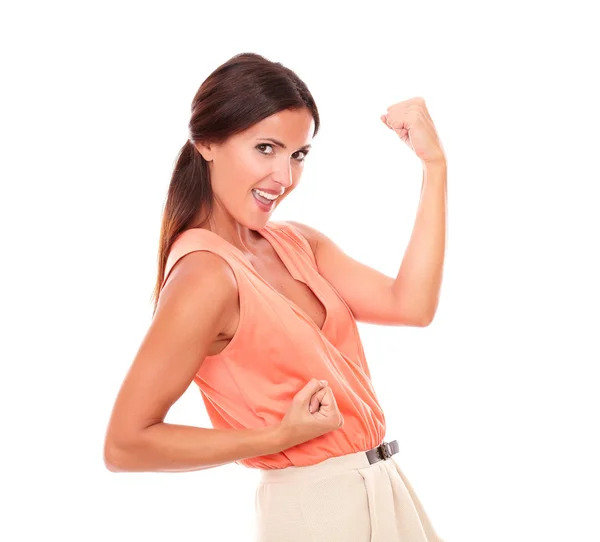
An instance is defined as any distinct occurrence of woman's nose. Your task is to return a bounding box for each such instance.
[273,163,294,188]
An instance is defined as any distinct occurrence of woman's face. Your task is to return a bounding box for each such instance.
[194,107,314,228]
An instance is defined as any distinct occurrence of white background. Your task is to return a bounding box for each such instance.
[2,1,599,541]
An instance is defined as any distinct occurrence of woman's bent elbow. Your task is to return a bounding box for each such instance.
[103,441,129,472]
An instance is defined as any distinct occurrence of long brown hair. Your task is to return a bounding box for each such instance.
[150,52,320,315]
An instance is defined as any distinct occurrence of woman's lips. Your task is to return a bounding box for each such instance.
[252,190,276,211]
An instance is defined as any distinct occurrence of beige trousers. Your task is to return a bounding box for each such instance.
[254,449,444,541]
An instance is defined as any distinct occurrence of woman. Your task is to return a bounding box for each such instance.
[104,52,447,541]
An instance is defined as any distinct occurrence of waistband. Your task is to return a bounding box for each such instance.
[258,440,399,484]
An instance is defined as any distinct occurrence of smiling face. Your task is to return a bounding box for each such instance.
[193,107,315,229]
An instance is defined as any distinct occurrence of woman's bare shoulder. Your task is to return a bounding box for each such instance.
[279,220,320,257]
[159,250,239,319]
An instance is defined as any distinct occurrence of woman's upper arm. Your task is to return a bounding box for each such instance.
[104,251,239,450]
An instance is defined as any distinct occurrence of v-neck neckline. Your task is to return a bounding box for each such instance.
[194,223,329,333]
[252,224,329,333]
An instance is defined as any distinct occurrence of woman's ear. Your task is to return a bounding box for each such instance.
[193,140,214,162]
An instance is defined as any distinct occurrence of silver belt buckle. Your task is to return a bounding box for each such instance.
[377,441,392,461]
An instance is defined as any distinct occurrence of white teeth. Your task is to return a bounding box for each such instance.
[253,189,279,200]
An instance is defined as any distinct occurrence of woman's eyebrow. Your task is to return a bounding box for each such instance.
[258,137,312,150]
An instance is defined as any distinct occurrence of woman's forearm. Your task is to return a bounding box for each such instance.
[104,422,284,473]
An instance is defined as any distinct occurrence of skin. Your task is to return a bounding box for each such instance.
[192,107,315,257]
[104,101,446,471]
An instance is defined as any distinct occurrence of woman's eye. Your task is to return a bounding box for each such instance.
[257,144,308,162]
[294,150,308,161]
[257,144,274,154]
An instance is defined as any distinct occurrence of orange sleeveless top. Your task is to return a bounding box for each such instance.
[159,220,386,469]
